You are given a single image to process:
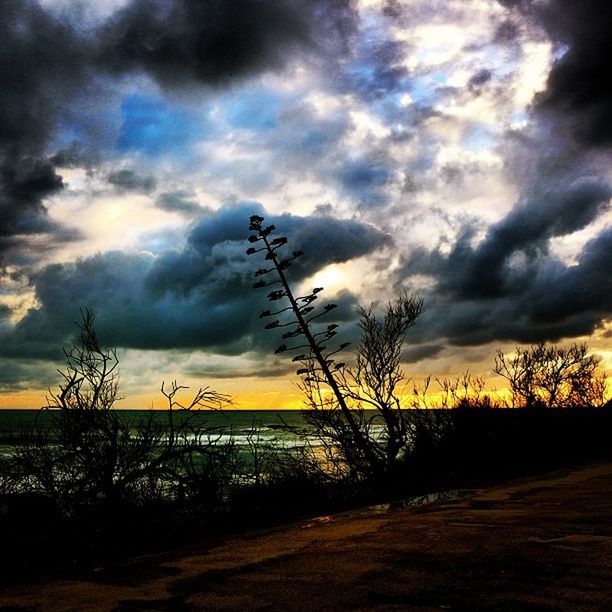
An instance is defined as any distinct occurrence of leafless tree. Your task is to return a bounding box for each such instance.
[247,215,424,477]
[247,215,383,475]
[3,310,233,513]
[337,293,423,470]
[494,342,607,408]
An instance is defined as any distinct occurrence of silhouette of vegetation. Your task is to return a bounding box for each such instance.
[319,293,424,477]
[0,310,253,580]
[0,232,610,583]
[2,310,233,515]
[429,373,503,409]
[248,214,439,480]
[247,214,382,473]
[247,215,611,488]
[409,374,493,410]
[494,342,607,408]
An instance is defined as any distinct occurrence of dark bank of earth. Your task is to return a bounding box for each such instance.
[1,463,611,611]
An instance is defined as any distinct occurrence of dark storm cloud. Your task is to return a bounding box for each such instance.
[467,69,492,93]
[496,0,523,9]
[402,344,445,364]
[0,0,357,264]
[0,358,57,392]
[527,228,612,325]
[107,169,156,192]
[342,39,409,101]
[400,179,611,345]
[533,0,612,147]
[0,159,64,240]
[0,0,93,263]
[1,203,389,362]
[0,304,10,338]
[414,226,612,347]
[0,1,91,152]
[99,0,312,88]
[185,361,294,380]
[155,191,205,216]
[147,202,392,296]
[184,288,389,380]
[497,0,612,148]
[390,0,612,351]
[437,178,611,300]
[338,159,393,208]
[97,0,359,92]
[50,144,100,170]
[493,20,519,43]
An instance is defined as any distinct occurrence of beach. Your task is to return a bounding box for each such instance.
[1,462,611,611]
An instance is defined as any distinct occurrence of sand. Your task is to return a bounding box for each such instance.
[1,463,612,611]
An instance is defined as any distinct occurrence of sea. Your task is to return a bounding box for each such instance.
[0,409,313,458]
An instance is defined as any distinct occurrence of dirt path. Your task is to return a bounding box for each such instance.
[2,464,612,611]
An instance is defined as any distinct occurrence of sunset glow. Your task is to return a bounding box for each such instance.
[1,0,610,408]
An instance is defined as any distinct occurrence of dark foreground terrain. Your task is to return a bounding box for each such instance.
[1,462,611,611]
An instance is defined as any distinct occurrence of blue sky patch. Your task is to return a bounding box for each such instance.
[117,94,208,156]
[224,89,282,132]
[462,127,496,153]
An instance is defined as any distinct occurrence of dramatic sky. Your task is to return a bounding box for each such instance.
[1,0,610,408]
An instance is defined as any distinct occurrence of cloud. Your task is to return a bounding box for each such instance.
[155,191,205,216]
[50,143,100,169]
[380,1,612,354]
[0,0,357,265]
[0,159,63,241]
[437,178,610,299]
[184,360,293,381]
[495,0,612,149]
[402,344,445,364]
[493,20,519,43]
[532,0,612,147]
[339,159,393,208]
[2,0,611,389]
[468,69,492,93]
[99,0,316,88]
[399,180,611,346]
[340,38,410,102]
[0,358,58,393]
[1,203,389,365]
[146,202,392,295]
[0,0,94,263]
[108,168,156,192]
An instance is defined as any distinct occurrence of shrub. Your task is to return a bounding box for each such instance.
[494,342,608,408]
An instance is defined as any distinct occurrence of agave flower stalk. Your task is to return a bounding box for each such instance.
[247,215,382,469]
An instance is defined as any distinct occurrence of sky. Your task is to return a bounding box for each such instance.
[0,0,610,409]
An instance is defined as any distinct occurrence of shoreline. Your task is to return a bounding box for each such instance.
[2,462,611,610]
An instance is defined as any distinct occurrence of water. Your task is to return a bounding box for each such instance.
[0,408,448,460]
[0,409,312,456]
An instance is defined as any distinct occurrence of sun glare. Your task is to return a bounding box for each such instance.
[308,265,346,292]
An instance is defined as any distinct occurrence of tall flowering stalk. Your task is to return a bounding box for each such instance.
[246,215,383,472]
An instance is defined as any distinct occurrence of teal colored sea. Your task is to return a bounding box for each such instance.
[0,409,311,456]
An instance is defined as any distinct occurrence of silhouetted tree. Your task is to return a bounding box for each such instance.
[3,309,232,514]
[247,215,422,478]
[494,342,607,408]
[337,294,423,470]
